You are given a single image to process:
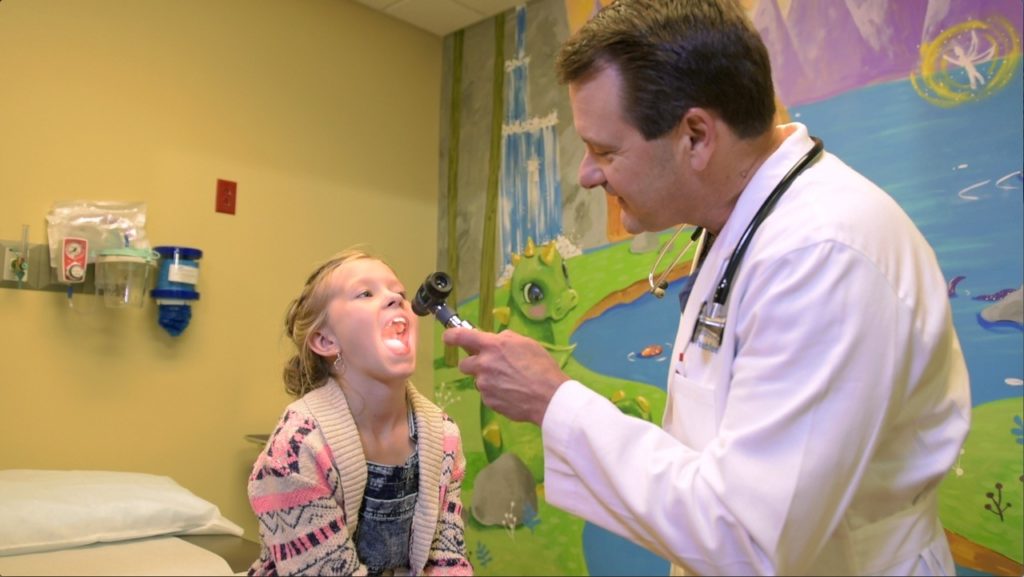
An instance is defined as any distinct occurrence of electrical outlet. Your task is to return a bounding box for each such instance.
[216,179,237,214]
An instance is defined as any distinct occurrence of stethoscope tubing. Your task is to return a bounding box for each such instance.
[688,136,825,352]
[647,137,824,308]
[710,136,824,306]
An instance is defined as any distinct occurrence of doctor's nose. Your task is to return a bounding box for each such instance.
[578,152,605,190]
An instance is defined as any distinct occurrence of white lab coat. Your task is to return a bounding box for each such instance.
[542,124,971,575]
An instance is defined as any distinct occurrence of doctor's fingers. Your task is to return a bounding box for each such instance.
[457,340,514,378]
[456,335,518,379]
[443,326,493,355]
[476,380,532,422]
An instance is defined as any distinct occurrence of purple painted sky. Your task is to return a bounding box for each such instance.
[751,0,1023,106]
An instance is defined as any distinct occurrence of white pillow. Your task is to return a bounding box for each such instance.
[0,469,243,557]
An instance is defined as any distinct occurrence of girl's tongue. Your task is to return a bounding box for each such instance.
[383,321,409,354]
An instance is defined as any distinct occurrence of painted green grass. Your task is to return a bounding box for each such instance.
[461,449,588,575]
[939,397,1024,564]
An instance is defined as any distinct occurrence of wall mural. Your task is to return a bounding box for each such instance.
[432,1,1023,575]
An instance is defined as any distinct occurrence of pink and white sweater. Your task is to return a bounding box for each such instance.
[247,380,473,576]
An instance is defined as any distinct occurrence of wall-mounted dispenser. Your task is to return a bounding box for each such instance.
[151,246,202,336]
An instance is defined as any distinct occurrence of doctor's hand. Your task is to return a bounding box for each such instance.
[443,327,569,426]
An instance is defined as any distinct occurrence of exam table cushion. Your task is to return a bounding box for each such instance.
[0,469,243,557]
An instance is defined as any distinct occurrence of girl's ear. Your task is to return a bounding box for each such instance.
[308,329,339,357]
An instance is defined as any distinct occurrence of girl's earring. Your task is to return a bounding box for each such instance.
[334,352,344,370]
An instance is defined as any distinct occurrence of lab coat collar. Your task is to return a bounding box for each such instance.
[713,123,817,257]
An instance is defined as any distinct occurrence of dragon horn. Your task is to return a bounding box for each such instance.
[540,241,556,265]
[524,238,536,257]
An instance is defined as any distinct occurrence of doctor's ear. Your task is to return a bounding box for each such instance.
[677,108,715,171]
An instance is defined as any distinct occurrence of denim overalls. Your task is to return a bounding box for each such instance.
[354,409,419,575]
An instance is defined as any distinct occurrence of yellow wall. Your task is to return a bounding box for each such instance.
[0,0,441,540]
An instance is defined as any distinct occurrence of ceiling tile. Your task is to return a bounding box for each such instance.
[352,0,401,11]
[386,0,484,36]
[452,0,523,16]
[352,0,525,36]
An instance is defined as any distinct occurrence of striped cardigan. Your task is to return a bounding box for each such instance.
[247,380,473,576]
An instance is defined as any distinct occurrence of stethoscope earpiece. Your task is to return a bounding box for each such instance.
[653,282,667,299]
[649,226,705,298]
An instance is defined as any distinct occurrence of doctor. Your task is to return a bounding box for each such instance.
[443,0,971,574]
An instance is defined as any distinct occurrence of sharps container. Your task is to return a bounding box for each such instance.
[95,248,159,308]
[151,246,203,336]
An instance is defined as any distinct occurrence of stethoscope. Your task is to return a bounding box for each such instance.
[648,136,824,353]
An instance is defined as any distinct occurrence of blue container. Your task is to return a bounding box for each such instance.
[151,246,203,336]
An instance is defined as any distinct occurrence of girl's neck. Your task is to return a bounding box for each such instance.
[335,378,413,462]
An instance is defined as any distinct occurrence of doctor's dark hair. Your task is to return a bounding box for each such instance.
[555,0,775,140]
[282,247,379,398]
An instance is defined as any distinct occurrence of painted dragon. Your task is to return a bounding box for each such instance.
[482,238,578,481]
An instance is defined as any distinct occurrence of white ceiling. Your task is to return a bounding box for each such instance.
[352,0,525,37]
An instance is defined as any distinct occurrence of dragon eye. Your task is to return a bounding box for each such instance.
[523,282,544,304]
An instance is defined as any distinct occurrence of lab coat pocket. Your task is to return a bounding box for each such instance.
[667,371,717,450]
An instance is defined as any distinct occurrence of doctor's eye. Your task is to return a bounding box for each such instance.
[523,282,544,304]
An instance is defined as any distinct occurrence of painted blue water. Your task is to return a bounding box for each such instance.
[571,63,1024,408]
[582,523,671,576]
[571,275,692,391]
[795,61,1023,408]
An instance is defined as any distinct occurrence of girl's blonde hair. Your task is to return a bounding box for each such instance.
[282,247,379,397]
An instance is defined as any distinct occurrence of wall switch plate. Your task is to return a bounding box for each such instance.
[216,179,237,214]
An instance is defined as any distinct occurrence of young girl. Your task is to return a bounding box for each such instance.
[247,248,473,576]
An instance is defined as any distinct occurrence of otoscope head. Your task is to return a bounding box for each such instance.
[412,271,453,316]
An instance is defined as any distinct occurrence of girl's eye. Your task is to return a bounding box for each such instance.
[357,290,372,298]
